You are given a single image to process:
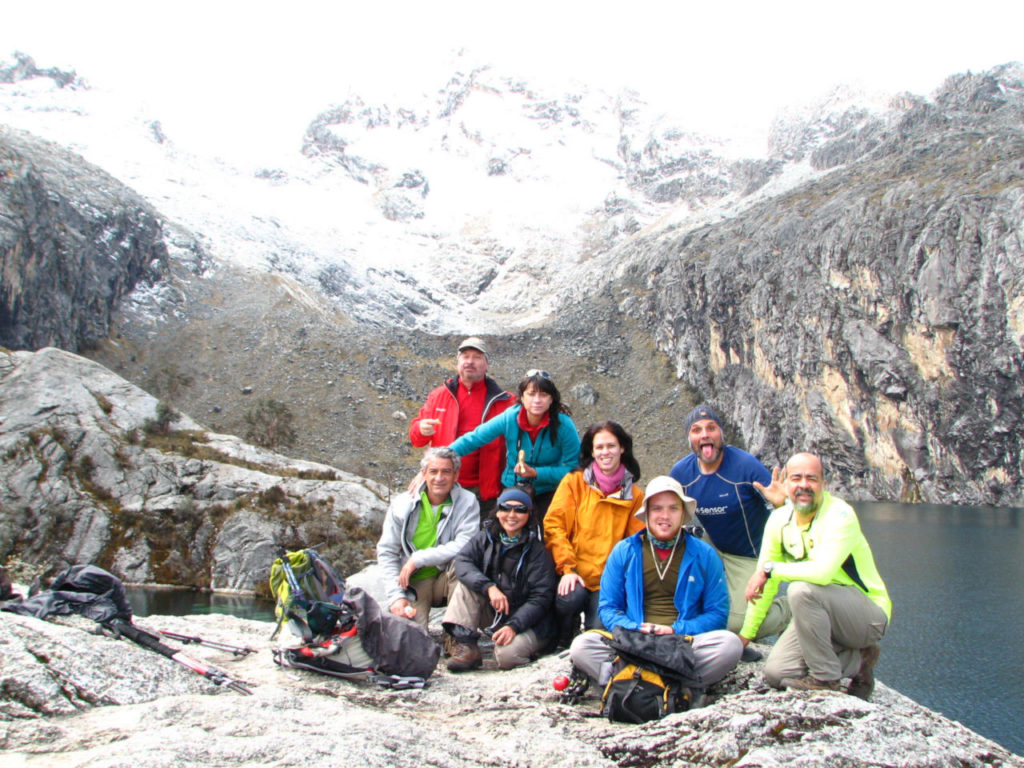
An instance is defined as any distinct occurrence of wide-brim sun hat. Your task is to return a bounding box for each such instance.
[635,475,697,523]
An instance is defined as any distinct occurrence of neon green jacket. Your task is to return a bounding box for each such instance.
[740,492,892,639]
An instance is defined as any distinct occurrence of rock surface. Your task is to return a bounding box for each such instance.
[602,63,1024,504]
[0,125,168,352]
[0,611,1020,767]
[0,347,387,589]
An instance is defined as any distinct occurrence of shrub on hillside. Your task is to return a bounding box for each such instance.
[244,399,297,449]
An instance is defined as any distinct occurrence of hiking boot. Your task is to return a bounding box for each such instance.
[447,642,483,672]
[781,675,843,692]
[847,644,880,700]
[442,632,458,658]
[559,667,590,705]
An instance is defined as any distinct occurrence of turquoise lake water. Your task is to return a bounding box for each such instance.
[856,502,1023,757]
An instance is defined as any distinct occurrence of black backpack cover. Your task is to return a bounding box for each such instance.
[600,626,704,723]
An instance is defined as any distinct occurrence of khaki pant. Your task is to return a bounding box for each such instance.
[718,550,791,638]
[408,563,457,629]
[443,581,546,669]
[763,582,888,685]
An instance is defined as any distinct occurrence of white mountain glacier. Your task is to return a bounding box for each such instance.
[0,52,862,333]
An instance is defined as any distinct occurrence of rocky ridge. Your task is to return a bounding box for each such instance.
[296,64,814,329]
[0,609,1020,767]
[3,55,1024,506]
[0,51,81,89]
[0,347,387,590]
[123,63,1024,504]
[0,52,828,335]
[585,63,1024,504]
[0,124,169,352]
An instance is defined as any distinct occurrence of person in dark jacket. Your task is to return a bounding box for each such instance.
[443,488,558,671]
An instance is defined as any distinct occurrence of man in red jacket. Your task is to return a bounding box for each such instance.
[409,337,514,514]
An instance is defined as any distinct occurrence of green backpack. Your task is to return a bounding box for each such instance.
[269,549,350,641]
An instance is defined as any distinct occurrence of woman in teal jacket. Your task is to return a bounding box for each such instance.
[450,370,580,517]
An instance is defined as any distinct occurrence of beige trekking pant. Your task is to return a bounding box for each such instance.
[408,563,457,628]
[719,550,791,638]
[443,581,545,669]
[763,581,888,685]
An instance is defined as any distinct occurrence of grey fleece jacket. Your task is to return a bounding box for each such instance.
[376,484,481,607]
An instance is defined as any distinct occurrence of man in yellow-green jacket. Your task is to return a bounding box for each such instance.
[741,452,891,700]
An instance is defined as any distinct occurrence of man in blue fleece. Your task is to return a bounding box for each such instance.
[669,404,790,643]
[567,475,742,689]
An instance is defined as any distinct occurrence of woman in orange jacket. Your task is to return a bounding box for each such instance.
[543,420,645,648]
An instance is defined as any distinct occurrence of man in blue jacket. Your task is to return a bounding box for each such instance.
[568,476,743,689]
[670,404,791,643]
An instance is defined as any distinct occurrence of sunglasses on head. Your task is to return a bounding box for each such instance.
[498,502,530,514]
[525,369,551,379]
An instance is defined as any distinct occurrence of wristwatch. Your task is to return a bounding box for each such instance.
[762,561,775,577]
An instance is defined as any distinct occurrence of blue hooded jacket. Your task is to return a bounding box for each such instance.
[598,529,730,636]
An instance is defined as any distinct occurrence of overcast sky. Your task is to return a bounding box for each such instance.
[3,0,1023,155]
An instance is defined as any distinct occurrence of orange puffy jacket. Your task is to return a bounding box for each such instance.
[543,469,646,591]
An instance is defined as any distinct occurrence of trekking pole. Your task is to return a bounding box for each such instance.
[105,619,254,695]
[280,555,307,605]
[156,630,256,657]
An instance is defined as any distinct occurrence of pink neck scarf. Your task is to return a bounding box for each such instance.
[592,462,625,496]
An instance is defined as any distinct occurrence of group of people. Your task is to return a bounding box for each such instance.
[377,337,891,700]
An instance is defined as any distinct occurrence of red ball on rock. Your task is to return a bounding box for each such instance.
[553,675,570,691]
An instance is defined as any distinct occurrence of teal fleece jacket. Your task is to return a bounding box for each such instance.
[449,405,580,496]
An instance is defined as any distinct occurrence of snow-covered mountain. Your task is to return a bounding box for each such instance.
[8,51,1022,508]
[0,51,867,332]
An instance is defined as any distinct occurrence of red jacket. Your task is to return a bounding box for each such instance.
[409,376,514,500]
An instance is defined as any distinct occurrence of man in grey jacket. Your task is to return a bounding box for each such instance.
[377,446,481,628]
